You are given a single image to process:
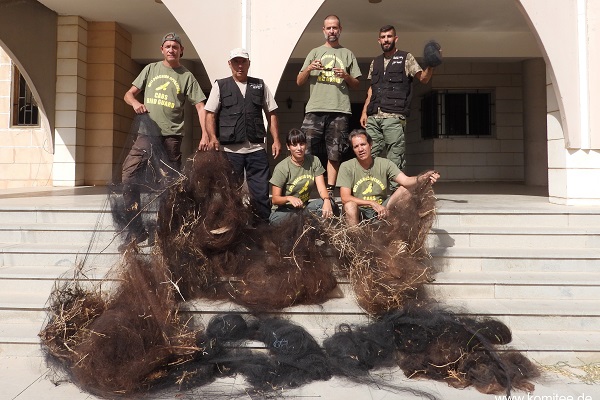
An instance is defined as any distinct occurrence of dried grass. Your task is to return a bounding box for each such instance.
[538,361,600,384]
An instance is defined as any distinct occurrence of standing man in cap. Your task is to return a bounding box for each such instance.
[297,14,362,199]
[360,25,436,179]
[201,48,281,223]
[121,32,207,245]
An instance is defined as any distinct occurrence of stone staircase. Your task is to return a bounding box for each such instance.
[427,201,600,364]
[0,189,599,366]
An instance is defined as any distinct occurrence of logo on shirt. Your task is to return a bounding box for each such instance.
[353,176,386,204]
[250,83,263,90]
[145,75,181,109]
[317,54,346,84]
[288,174,314,203]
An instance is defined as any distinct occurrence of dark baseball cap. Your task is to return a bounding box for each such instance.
[162,32,182,46]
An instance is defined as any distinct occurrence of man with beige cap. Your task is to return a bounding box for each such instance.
[202,48,281,223]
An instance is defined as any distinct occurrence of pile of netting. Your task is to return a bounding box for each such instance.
[154,151,339,311]
[39,252,200,396]
[324,178,436,315]
[39,117,539,397]
[324,303,539,395]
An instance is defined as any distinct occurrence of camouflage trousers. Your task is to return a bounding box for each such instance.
[301,112,350,162]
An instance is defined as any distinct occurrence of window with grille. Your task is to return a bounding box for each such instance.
[421,90,494,139]
[11,63,39,126]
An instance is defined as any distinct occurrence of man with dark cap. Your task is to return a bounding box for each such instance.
[121,32,207,245]
[360,25,437,179]
[202,48,281,223]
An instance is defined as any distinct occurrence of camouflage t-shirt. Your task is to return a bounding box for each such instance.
[269,155,326,205]
[133,61,206,136]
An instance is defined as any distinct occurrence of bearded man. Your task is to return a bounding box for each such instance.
[297,15,362,199]
[360,25,436,176]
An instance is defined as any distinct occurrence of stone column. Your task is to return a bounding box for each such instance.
[53,16,87,186]
[85,22,140,185]
[522,58,548,187]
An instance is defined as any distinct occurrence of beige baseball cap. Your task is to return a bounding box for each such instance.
[229,48,250,60]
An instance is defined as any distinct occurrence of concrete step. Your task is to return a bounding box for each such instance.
[428,226,600,249]
[0,208,115,225]
[0,243,123,267]
[1,188,599,366]
[435,209,600,228]
[0,265,113,294]
[6,293,595,343]
[425,271,600,300]
[431,247,600,272]
[0,223,120,245]
[1,225,598,255]
[3,265,597,303]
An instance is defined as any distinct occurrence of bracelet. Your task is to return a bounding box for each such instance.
[322,197,330,201]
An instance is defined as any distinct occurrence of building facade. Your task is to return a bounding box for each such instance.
[0,0,598,205]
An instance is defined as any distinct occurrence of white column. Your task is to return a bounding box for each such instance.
[163,0,325,91]
[53,16,87,186]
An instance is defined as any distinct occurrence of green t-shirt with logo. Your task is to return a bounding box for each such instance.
[269,155,326,205]
[336,157,400,205]
[300,46,362,114]
[133,61,206,136]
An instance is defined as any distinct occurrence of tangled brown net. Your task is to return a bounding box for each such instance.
[324,304,539,396]
[39,145,539,398]
[39,252,201,397]
[324,179,437,315]
[155,150,339,311]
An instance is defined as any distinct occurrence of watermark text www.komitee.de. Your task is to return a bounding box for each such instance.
[494,394,593,400]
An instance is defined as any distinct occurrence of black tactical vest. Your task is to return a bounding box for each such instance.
[367,50,413,116]
[216,76,266,144]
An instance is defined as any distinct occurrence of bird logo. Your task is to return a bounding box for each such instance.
[322,59,335,71]
[299,180,310,195]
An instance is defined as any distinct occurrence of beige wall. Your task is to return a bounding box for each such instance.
[0,48,54,189]
[523,58,548,187]
[0,0,57,138]
[275,60,531,182]
[588,0,600,149]
[164,0,325,100]
[0,0,57,188]
[0,0,598,203]
[409,61,526,181]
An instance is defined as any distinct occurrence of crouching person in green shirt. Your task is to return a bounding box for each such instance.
[337,129,440,226]
[269,129,336,225]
